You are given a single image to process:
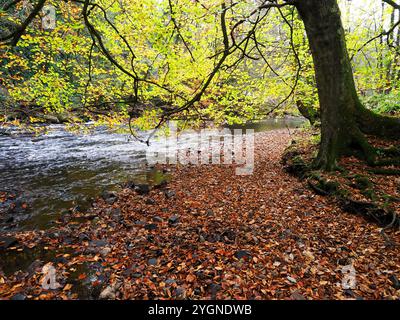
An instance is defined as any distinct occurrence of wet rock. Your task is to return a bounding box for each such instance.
[174,287,185,298]
[135,184,150,195]
[195,270,206,280]
[54,256,69,264]
[132,273,142,278]
[101,191,118,205]
[164,190,176,199]
[77,233,90,242]
[209,283,221,299]
[0,237,18,250]
[168,215,179,225]
[152,216,163,223]
[221,229,236,242]
[389,274,400,289]
[71,205,85,213]
[90,240,108,247]
[165,279,176,285]
[234,250,251,260]
[145,198,156,205]
[153,180,168,189]
[111,208,121,218]
[344,289,357,298]
[124,181,136,189]
[148,258,158,266]
[42,114,60,124]
[105,198,117,205]
[10,293,26,300]
[144,223,158,230]
[134,220,146,226]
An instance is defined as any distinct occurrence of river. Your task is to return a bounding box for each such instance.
[0,118,304,231]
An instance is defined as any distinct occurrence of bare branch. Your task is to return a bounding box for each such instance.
[168,0,196,62]
[382,0,400,10]
[351,19,400,60]
[0,0,46,46]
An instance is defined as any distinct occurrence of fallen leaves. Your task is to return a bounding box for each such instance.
[0,130,399,300]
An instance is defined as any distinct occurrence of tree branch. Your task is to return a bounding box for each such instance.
[382,0,400,10]
[0,0,46,46]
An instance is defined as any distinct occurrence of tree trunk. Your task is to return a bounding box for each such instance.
[386,5,396,90]
[295,0,400,171]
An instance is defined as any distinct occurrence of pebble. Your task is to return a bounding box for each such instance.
[234,250,251,260]
[168,215,179,225]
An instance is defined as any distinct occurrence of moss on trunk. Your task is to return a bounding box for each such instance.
[295,0,400,171]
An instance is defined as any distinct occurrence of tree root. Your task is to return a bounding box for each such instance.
[307,176,339,196]
[281,148,310,179]
[308,179,330,196]
[376,146,400,157]
[282,147,399,230]
[339,197,395,226]
[368,168,400,175]
[371,157,400,167]
[380,211,399,248]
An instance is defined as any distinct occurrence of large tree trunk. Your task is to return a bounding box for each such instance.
[295,0,400,171]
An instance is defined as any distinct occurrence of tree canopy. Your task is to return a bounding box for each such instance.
[0,1,399,128]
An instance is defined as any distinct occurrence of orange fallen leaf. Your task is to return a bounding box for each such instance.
[63,284,73,291]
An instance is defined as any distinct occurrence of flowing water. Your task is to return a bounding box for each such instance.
[0,117,304,231]
[0,117,305,299]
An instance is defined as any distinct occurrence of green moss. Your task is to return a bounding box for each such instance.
[353,175,372,190]
[361,189,378,201]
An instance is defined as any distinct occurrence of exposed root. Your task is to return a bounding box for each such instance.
[283,142,400,230]
[368,168,400,175]
[372,157,400,167]
[380,211,399,248]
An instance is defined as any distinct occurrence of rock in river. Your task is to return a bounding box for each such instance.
[134,184,150,195]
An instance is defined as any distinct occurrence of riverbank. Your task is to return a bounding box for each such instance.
[0,129,399,300]
[0,118,304,231]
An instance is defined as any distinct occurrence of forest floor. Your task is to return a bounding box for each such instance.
[0,129,399,300]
